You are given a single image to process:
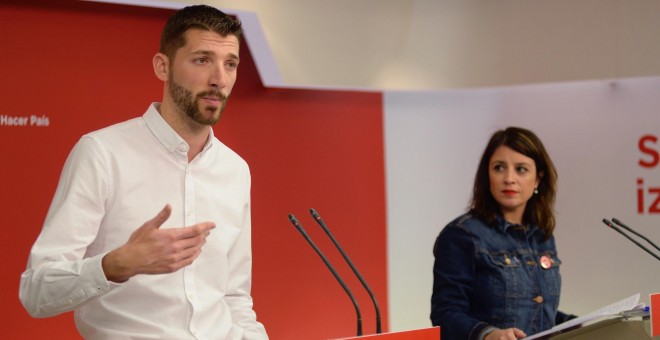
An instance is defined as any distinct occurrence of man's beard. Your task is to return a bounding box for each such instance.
[168,78,228,126]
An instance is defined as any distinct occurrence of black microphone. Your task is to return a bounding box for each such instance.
[602,218,660,261]
[288,214,363,336]
[309,208,382,334]
[611,218,660,252]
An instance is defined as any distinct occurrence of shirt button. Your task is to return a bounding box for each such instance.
[533,295,544,304]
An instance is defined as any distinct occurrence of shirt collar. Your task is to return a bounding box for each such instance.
[143,102,215,154]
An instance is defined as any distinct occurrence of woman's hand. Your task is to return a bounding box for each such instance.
[485,328,527,340]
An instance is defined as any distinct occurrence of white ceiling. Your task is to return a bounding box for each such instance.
[93,0,660,91]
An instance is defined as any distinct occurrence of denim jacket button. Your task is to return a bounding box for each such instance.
[533,295,544,304]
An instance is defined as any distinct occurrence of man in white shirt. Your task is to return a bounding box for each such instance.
[19,5,268,339]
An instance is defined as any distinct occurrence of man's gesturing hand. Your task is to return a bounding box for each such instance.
[102,204,216,283]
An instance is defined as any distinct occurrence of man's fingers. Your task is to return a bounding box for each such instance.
[195,221,216,233]
[172,222,216,239]
[146,204,172,229]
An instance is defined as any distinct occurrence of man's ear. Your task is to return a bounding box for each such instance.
[153,52,169,81]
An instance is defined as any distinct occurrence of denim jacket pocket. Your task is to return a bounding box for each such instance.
[484,251,530,298]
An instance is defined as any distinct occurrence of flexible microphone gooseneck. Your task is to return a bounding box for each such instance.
[309,208,382,334]
[288,214,363,336]
[611,218,660,252]
[602,218,660,261]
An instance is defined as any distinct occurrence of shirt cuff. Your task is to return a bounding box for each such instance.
[478,326,497,340]
[83,252,122,296]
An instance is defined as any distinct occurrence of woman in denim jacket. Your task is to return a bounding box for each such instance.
[431,127,576,340]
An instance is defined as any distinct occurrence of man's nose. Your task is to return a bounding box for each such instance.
[209,64,226,89]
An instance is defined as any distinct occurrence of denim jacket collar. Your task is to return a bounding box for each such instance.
[495,215,540,238]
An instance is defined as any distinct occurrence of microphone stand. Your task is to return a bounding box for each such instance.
[602,218,660,261]
[288,214,363,336]
[611,218,660,252]
[310,208,382,334]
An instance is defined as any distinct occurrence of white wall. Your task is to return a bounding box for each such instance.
[385,76,660,331]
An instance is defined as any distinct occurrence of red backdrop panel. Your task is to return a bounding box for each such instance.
[0,1,387,339]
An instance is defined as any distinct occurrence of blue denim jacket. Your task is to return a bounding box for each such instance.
[431,213,573,340]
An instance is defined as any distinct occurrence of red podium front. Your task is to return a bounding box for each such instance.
[333,327,440,340]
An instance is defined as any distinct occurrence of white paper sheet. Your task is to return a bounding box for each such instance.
[523,293,641,340]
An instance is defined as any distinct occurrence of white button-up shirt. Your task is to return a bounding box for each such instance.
[19,103,268,340]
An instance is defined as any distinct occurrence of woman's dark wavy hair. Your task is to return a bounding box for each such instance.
[469,127,558,240]
[160,5,243,61]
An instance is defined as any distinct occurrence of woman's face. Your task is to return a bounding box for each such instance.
[488,145,540,224]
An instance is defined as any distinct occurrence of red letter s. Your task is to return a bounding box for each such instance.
[639,135,659,168]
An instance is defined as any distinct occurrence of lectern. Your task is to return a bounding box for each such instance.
[549,317,659,340]
[333,326,440,340]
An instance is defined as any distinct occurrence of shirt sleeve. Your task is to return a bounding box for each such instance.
[431,224,490,340]
[224,173,268,339]
[19,137,115,317]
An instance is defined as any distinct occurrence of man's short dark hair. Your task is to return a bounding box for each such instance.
[160,5,243,60]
